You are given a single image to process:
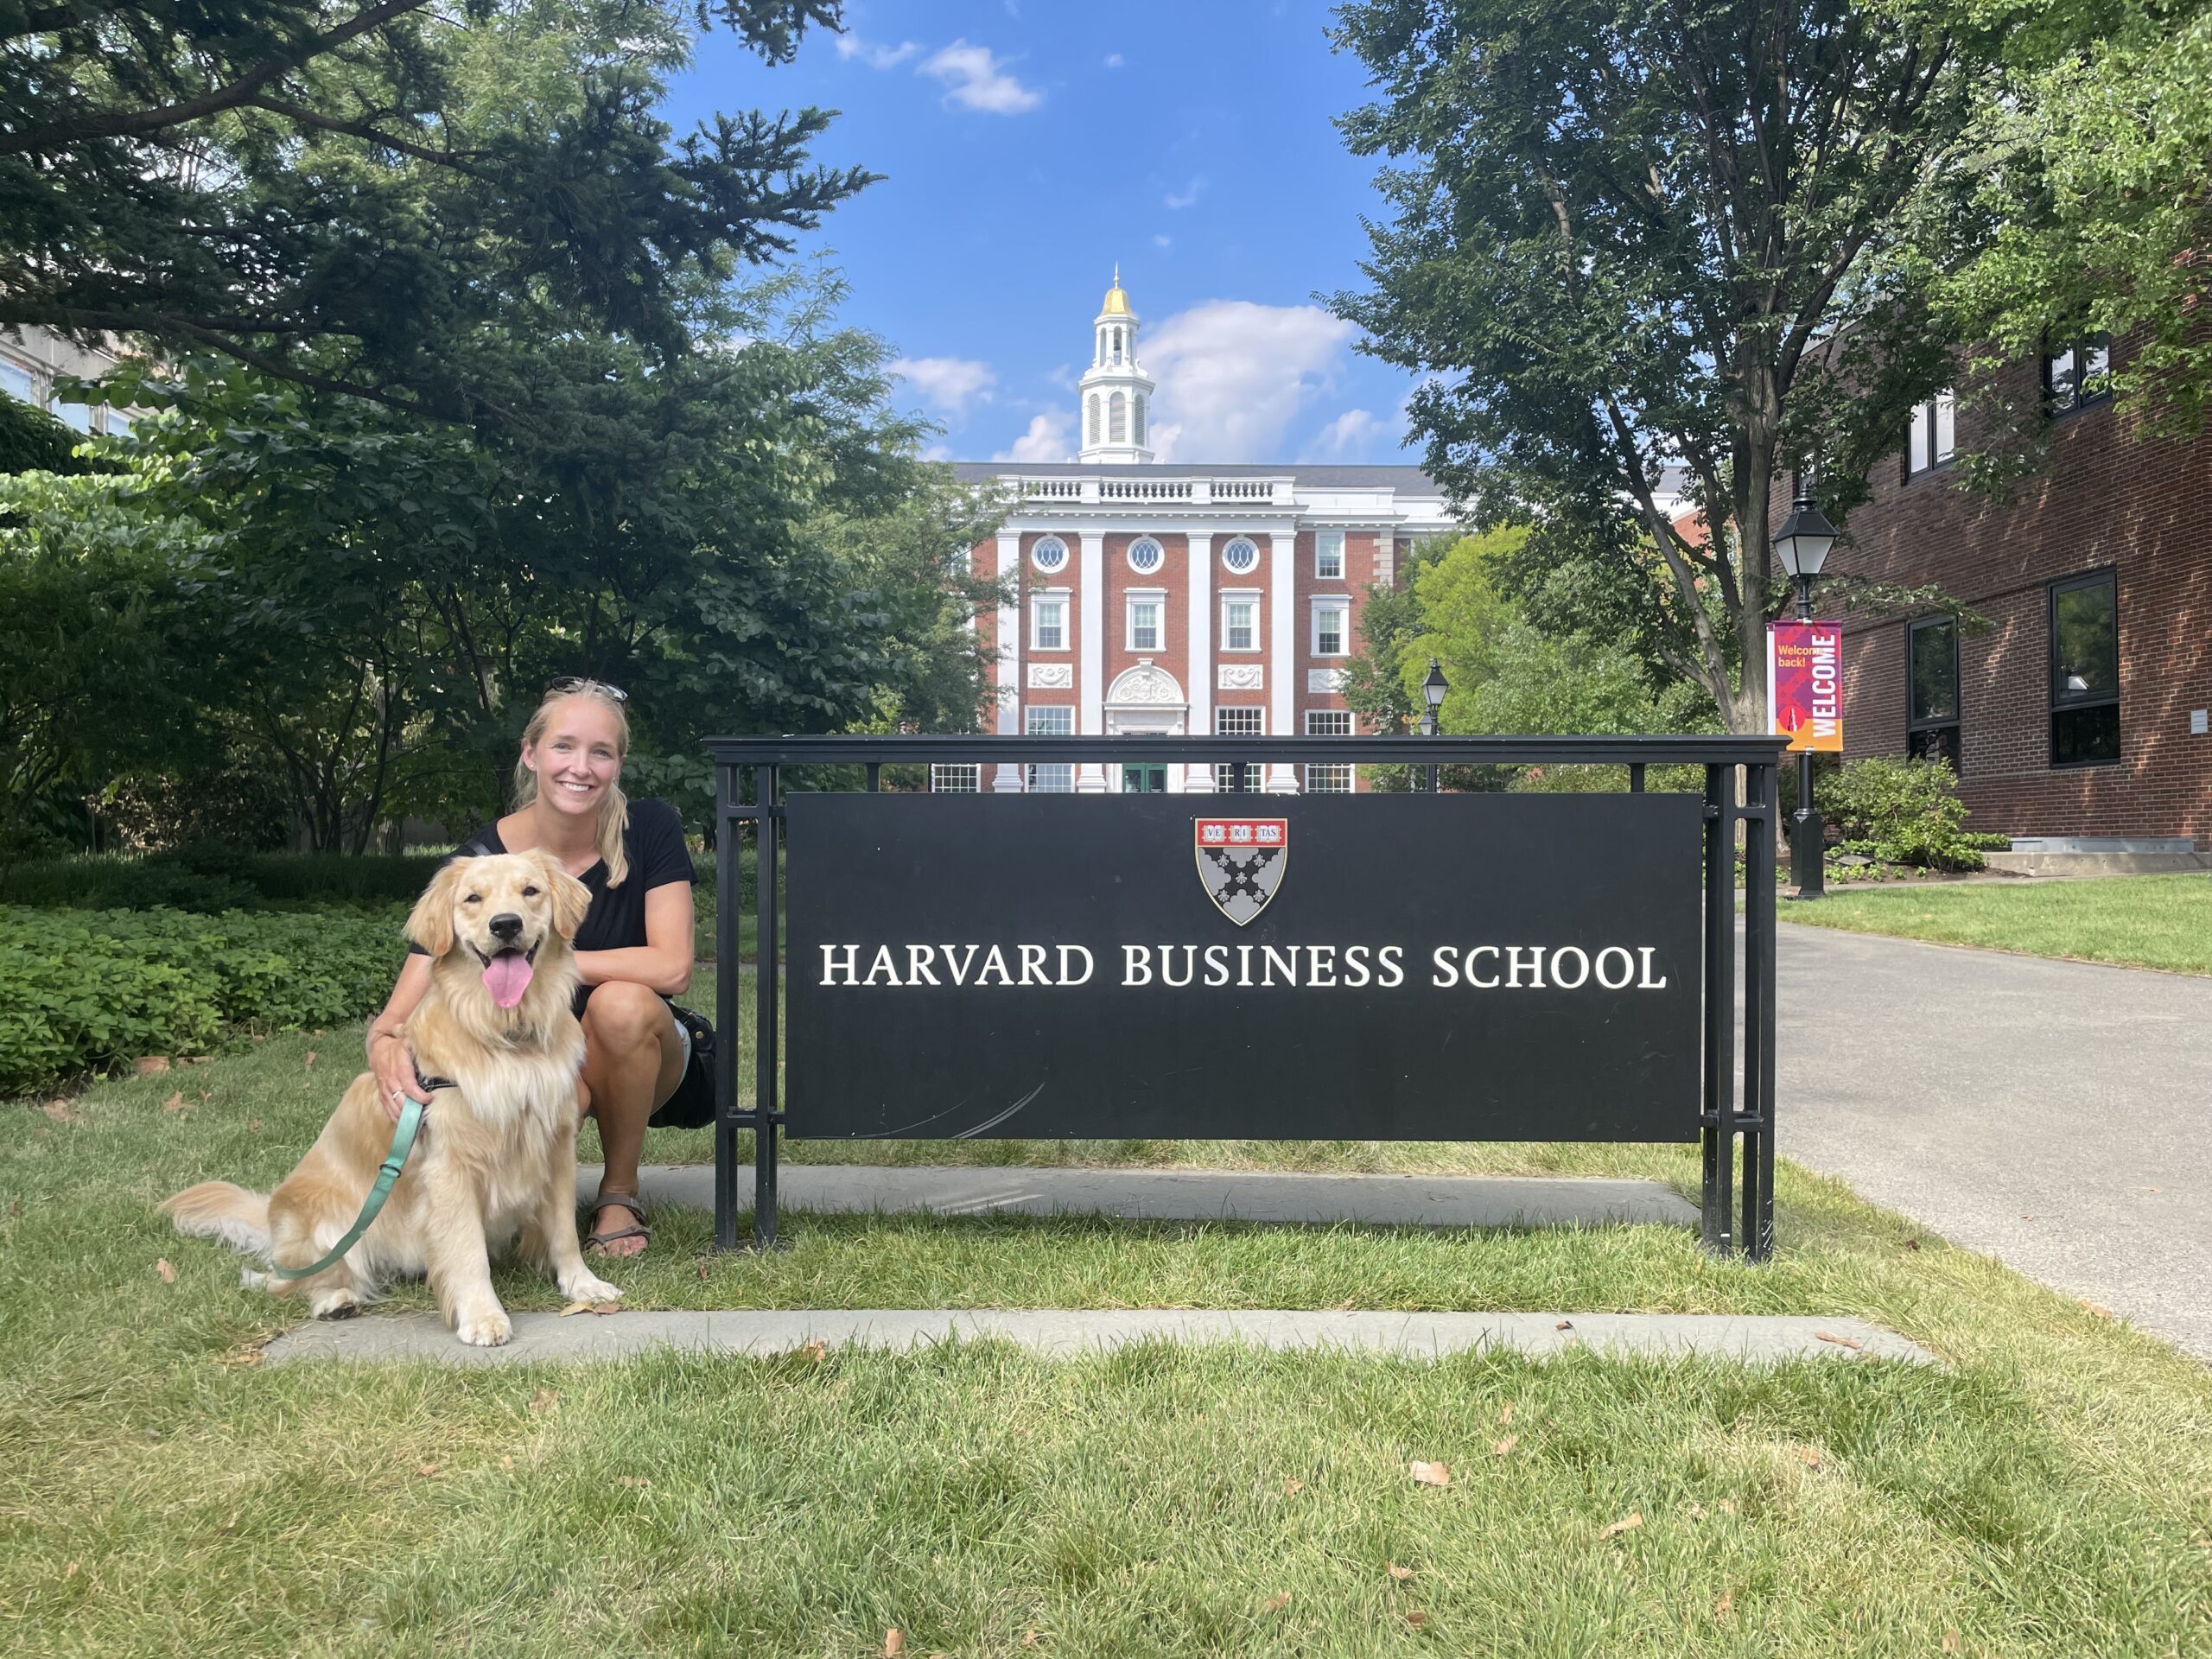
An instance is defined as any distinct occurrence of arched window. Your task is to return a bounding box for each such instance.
[1222,537,1260,575]
[1031,536,1070,574]
[1086,394,1099,446]
[1112,327,1123,364]
[1133,395,1147,447]
[1109,391,1128,444]
[1128,537,1164,574]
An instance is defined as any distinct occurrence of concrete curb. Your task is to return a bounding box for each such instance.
[265,1308,1935,1367]
[581,1164,1700,1230]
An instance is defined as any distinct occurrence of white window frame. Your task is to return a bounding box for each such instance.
[1025,704,1074,792]
[1907,391,1955,477]
[1315,530,1345,581]
[1221,537,1260,575]
[930,764,980,793]
[1304,709,1353,792]
[1311,597,1351,658]
[1125,591,1164,653]
[1221,592,1260,652]
[1030,536,1069,575]
[1215,705,1264,792]
[1126,537,1165,575]
[1031,592,1069,653]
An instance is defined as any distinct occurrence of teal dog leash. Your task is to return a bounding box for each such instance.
[269,1094,427,1281]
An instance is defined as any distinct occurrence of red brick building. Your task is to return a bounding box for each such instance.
[948,275,1454,795]
[1821,337,2212,849]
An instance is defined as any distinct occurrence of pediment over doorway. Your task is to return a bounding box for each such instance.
[1105,664,1185,706]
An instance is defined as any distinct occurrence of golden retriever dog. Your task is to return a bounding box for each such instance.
[165,851,623,1345]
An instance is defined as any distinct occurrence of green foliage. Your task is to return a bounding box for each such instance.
[0,1,865,420]
[0,906,407,1094]
[1824,756,2011,871]
[0,394,93,475]
[1329,0,2004,730]
[0,848,448,912]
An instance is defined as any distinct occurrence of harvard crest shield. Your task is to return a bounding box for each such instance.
[1195,817,1287,925]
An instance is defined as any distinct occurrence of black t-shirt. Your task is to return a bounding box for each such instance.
[410,799,693,995]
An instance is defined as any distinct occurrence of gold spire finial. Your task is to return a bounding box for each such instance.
[1101,265,1131,316]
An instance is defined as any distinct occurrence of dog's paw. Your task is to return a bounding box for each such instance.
[311,1287,361,1320]
[561,1272,624,1306]
[454,1306,513,1348]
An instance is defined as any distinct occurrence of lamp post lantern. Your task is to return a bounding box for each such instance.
[1770,489,1837,899]
[1418,658,1447,791]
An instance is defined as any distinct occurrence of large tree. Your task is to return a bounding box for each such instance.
[1331,0,2005,731]
[0,0,868,419]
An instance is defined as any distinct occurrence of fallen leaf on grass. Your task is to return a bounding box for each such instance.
[303,1051,316,1070]
[1020,1631,1041,1649]
[1685,1502,1707,1521]
[42,1099,77,1123]
[1408,1460,1451,1487]
[1796,1446,1824,1470]
[1387,1564,1414,1581]
[528,1387,560,1414]
[1904,1237,1920,1250]
[1491,1435,1517,1458]
[63,1560,79,1581]
[1814,1331,1863,1351]
[798,1338,827,1363]
[1713,1589,1733,1617]
[246,1117,261,1133]
[617,1475,649,1491]
[696,1259,710,1281]
[1261,1592,1291,1613]
[2079,1300,2114,1321]
[417,1462,440,1477]
[155,1258,176,1284]
[162,1091,185,1114]
[883,1629,904,1657]
[1403,1611,1427,1629]
[499,1456,513,1471]
[213,1340,267,1368]
[1599,1512,1643,1539]
[559,1300,594,1317]
[1554,1319,1573,1332]
[1499,1402,1514,1425]
[592,1301,620,1317]
[1281,1477,1304,1497]
[1718,1498,1737,1515]
[135,1056,170,1076]
[1942,1630,1961,1654]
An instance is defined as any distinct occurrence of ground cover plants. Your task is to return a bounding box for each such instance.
[4,976,2209,1656]
[1780,874,2212,976]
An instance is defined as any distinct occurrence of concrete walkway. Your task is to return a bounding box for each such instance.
[578,1164,1699,1230]
[1777,921,2212,1359]
[265,1308,1932,1367]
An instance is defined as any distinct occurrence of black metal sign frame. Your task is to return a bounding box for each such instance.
[705,734,1785,1261]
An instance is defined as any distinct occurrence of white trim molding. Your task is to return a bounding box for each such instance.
[1268,532,1298,792]
[1028,662,1074,690]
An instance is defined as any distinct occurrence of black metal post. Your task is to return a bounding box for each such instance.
[752,764,783,1250]
[1789,575,1827,899]
[1418,710,1440,793]
[1743,759,1778,1261]
[1700,763,1732,1254]
[712,764,741,1251]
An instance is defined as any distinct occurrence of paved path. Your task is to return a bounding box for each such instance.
[579,1164,1697,1230]
[1777,922,2212,1358]
[266,1309,1931,1367]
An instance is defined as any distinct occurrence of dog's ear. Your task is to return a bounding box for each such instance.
[533,849,592,941]
[404,859,470,957]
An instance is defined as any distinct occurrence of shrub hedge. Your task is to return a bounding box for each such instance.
[1825,755,2012,871]
[0,906,409,1096]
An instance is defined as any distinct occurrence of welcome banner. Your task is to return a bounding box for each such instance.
[1768,621,1843,753]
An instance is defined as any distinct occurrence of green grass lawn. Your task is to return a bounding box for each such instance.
[6,992,2212,1656]
[1778,873,2212,975]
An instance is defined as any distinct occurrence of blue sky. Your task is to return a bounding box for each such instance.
[663,2,1421,465]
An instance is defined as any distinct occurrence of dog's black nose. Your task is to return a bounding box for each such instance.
[488,912,524,944]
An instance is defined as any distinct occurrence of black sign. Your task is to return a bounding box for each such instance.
[784,792,1704,1142]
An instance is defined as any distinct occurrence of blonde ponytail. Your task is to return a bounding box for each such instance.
[513,681,633,887]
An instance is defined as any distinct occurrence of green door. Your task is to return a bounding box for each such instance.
[1122,765,1168,793]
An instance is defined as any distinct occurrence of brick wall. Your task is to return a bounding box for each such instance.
[1806,342,2212,848]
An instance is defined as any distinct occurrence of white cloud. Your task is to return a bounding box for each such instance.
[1164,177,1203,210]
[1153,233,1172,250]
[921,40,1042,113]
[1307,408,1382,458]
[1104,52,1125,68]
[994,410,1073,463]
[835,34,919,69]
[891,355,996,416]
[1142,301,1357,462]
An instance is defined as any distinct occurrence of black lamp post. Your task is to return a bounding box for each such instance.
[1418,658,1447,791]
[1770,489,1837,899]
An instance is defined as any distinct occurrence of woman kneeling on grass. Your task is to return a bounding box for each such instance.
[365,679,696,1259]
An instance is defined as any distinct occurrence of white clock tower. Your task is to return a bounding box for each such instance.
[1076,267,1155,463]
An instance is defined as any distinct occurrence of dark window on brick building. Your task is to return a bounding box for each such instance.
[1905,391,1955,478]
[2050,571,2120,766]
[1907,616,1961,771]
[2042,336,2112,416]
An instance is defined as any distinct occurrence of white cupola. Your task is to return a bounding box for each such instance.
[1077,266,1155,463]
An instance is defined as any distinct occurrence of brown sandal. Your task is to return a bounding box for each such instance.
[584,1191,652,1255]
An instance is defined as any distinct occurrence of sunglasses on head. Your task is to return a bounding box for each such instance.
[544,677,627,702]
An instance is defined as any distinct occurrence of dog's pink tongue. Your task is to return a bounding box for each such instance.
[483,952,533,1008]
